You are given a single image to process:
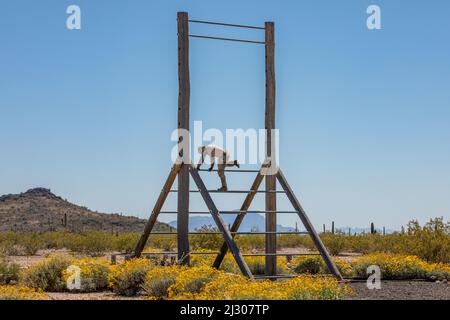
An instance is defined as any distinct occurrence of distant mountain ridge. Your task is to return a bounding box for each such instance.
[0,188,170,233]
[169,212,296,232]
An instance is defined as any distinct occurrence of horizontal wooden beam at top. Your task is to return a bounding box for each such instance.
[158,210,299,214]
[169,190,285,194]
[147,231,309,235]
[188,19,266,30]
[189,34,265,45]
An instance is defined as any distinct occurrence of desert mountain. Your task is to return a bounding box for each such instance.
[0,188,170,233]
[169,212,297,232]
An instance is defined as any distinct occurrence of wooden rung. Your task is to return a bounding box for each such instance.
[198,169,260,173]
[159,210,299,214]
[169,190,285,193]
[242,253,320,257]
[188,19,266,30]
[142,251,220,255]
[254,274,335,280]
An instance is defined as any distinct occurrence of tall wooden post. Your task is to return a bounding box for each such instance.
[265,22,276,277]
[177,12,190,265]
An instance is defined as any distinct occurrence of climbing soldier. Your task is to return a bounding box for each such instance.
[196,145,240,192]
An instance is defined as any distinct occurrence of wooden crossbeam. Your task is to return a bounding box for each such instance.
[190,165,254,279]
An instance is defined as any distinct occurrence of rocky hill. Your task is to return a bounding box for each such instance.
[0,188,171,233]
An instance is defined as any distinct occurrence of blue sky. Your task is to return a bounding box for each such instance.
[1,1,449,230]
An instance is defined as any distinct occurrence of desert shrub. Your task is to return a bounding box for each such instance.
[281,275,347,300]
[109,258,153,296]
[113,233,140,254]
[147,235,176,252]
[193,273,285,300]
[63,257,111,292]
[22,254,72,291]
[18,233,42,256]
[0,232,20,256]
[403,218,449,263]
[292,256,324,274]
[235,235,265,250]
[0,285,48,300]
[143,265,186,299]
[321,233,347,256]
[290,256,353,278]
[331,258,354,277]
[244,256,288,275]
[244,256,266,275]
[278,234,311,249]
[189,273,347,300]
[425,264,450,281]
[190,225,223,250]
[0,259,21,284]
[76,231,110,257]
[167,266,222,298]
[0,232,45,256]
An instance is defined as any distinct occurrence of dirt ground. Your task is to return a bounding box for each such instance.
[44,281,450,300]
[348,280,450,300]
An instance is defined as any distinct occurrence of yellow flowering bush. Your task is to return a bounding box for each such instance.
[291,256,323,274]
[245,256,289,275]
[424,262,450,281]
[168,266,222,298]
[352,253,430,280]
[191,252,289,275]
[192,273,287,300]
[62,257,111,292]
[109,258,153,296]
[190,251,237,274]
[0,285,49,300]
[281,276,347,300]
[142,265,187,299]
[22,254,73,292]
[290,256,353,277]
[174,273,347,300]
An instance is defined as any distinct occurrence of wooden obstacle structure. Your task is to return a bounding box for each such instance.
[133,12,342,280]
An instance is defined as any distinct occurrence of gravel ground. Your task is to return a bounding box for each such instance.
[348,280,450,300]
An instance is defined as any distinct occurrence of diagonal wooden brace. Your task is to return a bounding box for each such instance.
[133,164,181,258]
[190,165,254,279]
[212,164,267,269]
[276,168,343,280]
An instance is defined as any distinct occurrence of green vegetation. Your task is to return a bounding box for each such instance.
[0,218,448,264]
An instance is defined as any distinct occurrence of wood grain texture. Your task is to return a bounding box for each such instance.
[190,166,254,279]
[212,167,266,269]
[177,12,190,264]
[276,168,343,280]
[265,21,277,277]
[133,164,181,257]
